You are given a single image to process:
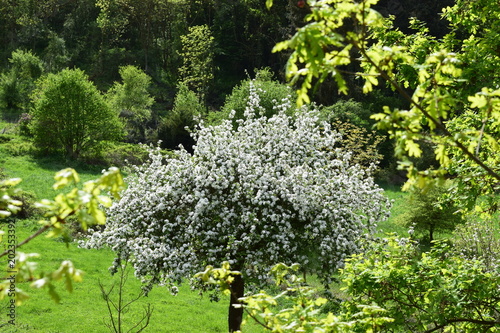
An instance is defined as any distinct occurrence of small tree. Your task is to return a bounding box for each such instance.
[396,182,465,243]
[158,83,204,150]
[30,68,123,158]
[178,24,215,104]
[85,86,390,332]
[107,65,154,143]
[0,49,44,121]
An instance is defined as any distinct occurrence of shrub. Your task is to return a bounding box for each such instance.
[319,99,374,130]
[106,65,155,143]
[0,134,34,156]
[18,113,32,137]
[395,181,465,243]
[158,83,204,151]
[341,237,500,332]
[82,142,149,168]
[30,68,123,158]
[0,50,44,121]
[453,216,500,272]
[10,190,40,219]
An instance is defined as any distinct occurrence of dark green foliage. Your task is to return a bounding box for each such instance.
[30,68,123,158]
[158,83,204,151]
[319,99,374,130]
[0,50,44,121]
[10,189,39,219]
[0,134,14,144]
[0,135,35,157]
[396,182,465,243]
[43,31,70,73]
[82,142,150,168]
[17,112,32,137]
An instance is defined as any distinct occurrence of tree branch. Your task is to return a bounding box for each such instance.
[351,39,500,182]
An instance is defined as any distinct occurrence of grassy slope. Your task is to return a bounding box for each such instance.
[4,222,232,332]
[376,183,409,237]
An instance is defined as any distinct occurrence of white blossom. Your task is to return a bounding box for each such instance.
[82,83,391,289]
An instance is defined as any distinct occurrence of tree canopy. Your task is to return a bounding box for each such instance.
[30,68,123,158]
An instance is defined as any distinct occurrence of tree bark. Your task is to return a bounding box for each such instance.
[228,273,244,332]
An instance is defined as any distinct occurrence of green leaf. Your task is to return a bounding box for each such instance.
[405,140,422,157]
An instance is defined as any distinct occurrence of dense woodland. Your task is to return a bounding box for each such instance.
[0,0,452,166]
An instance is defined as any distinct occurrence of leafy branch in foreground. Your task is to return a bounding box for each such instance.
[269,0,499,214]
[341,236,500,332]
[0,167,124,304]
[198,235,500,332]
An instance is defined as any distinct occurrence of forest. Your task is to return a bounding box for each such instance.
[0,0,499,332]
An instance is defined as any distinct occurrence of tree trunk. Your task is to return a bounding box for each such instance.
[228,273,244,332]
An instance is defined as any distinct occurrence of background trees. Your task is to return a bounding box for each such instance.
[106,65,154,143]
[0,50,44,121]
[158,83,204,151]
[30,68,123,158]
[84,88,390,331]
[178,24,214,104]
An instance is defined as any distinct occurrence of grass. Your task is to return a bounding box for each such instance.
[0,147,107,200]
[3,220,267,332]
[376,182,409,237]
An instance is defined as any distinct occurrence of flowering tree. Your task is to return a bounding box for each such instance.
[84,85,390,332]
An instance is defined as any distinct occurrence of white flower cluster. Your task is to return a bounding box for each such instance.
[83,83,390,289]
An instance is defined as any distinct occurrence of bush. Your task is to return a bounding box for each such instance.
[18,113,32,137]
[0,134,35,156]
[106,65,155,143]
[341,237,500,332]
[30,68,123,158]
[10,190,40,219]
[0,50,44,121]
[82,142,149,168]
[395,181,465,243]
[319,99,374,130]
[453,216,500,272]
[158,83,204,151]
